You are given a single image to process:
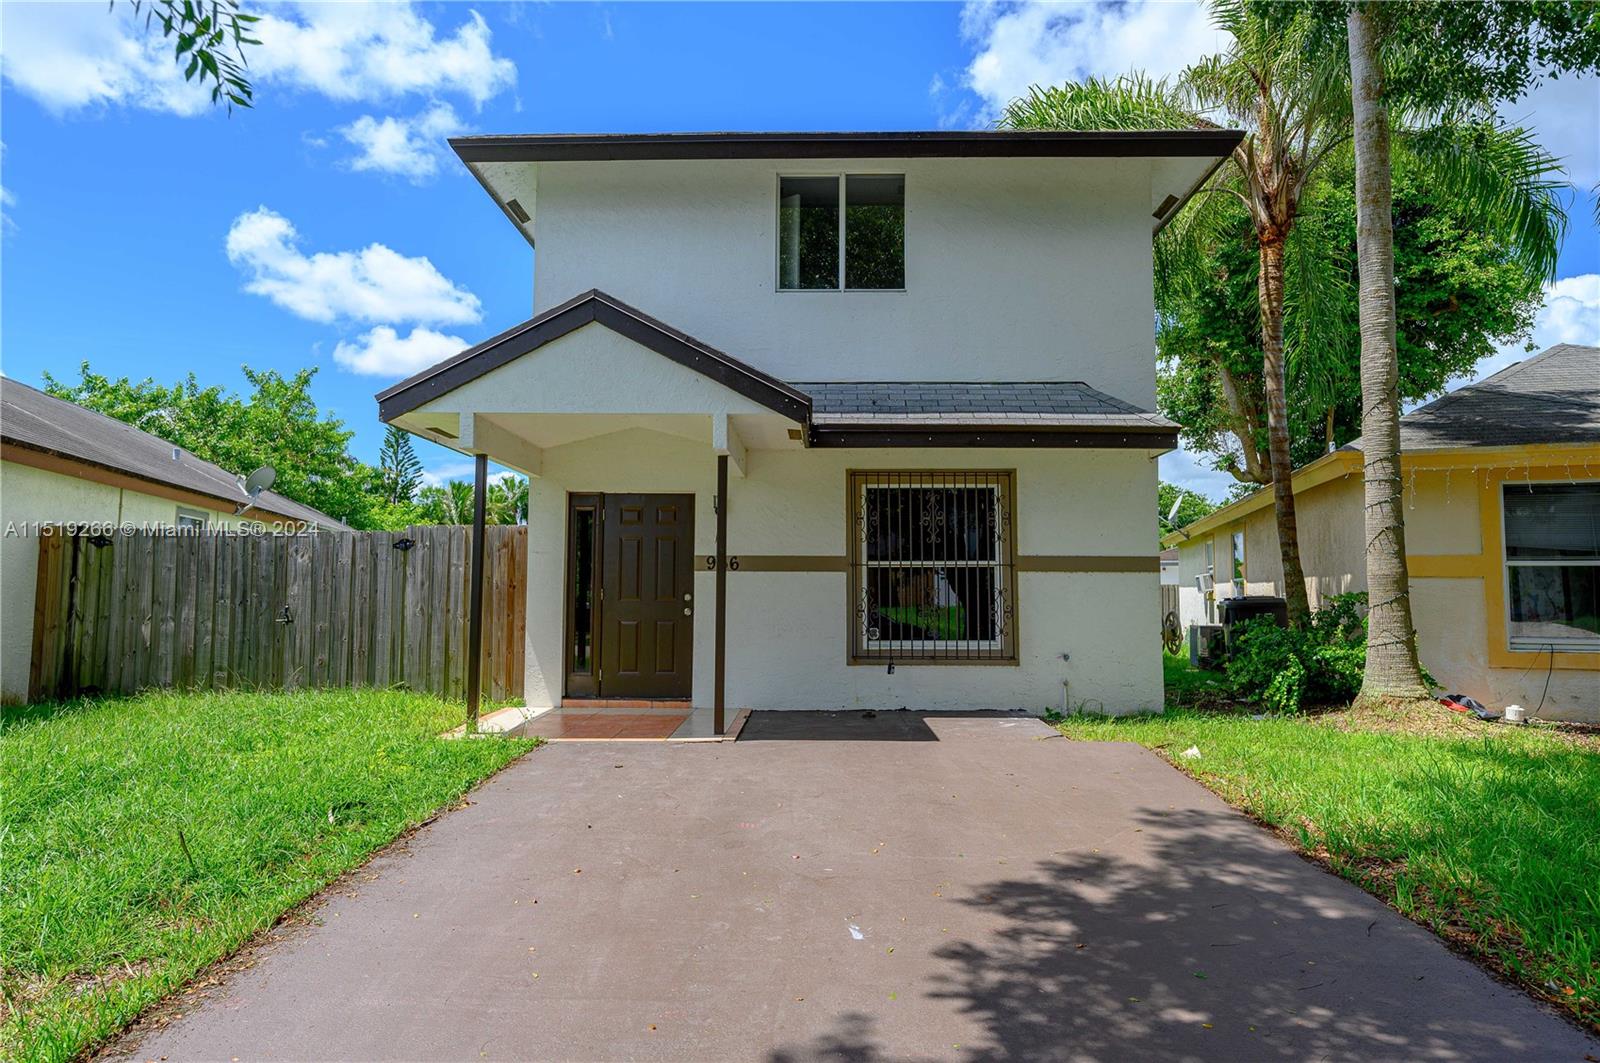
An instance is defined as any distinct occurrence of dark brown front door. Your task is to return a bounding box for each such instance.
[580,493,693,699]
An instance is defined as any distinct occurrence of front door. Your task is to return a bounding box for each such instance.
[568,493,694,699]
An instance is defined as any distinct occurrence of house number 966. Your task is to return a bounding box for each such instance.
[706,555,740,570]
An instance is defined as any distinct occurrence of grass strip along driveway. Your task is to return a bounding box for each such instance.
[0,689,535,1063]
[1058,704,1600,1032]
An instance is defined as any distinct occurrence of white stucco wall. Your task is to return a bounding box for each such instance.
[0,459,241,703]
[522,428,1164,715]
[527,157,1160,408]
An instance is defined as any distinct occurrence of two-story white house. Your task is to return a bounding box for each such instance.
[378,130,1242,732]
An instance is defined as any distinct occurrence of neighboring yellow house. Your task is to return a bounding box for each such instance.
[1,377,348,704]
[1166,343,1599,723]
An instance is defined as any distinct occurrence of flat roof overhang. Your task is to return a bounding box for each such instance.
[808,424,1179,449]
[450,129,1246,164]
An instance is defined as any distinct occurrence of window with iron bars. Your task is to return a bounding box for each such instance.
[848,471,1016,663]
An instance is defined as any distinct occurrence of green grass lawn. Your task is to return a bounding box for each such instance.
[0,689,536,1063]
[1061,684,1600,1030]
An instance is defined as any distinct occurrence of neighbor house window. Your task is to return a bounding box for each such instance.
[176,507,207,530]
[778,175,904,291]
[1230,530,1246,594]
[1503,482,1600,651]
[848,471,1015,662]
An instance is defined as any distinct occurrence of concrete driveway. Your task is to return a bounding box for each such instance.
[114,713,1594,1062]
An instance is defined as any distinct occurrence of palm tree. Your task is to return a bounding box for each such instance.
[1003,2,1349,626]
[488,476,529,525]
[1345,3,1567,701]
[1005,0,1566,630]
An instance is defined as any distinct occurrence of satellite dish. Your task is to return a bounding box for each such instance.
[243,466,277,497]
[1166,491,1184,523]
[235,466,277,516]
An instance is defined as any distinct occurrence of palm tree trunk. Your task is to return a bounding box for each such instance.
[1348,4,1431,702]
[1257,235,1312,626]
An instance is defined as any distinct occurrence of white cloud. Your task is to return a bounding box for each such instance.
[1,2,515,116]
[1,142,14,233]
[225,207,481,326]
[1158,443,1238,505]
[1499,75,1600,189]
[250,5,515,108]
[420,460,477,488]
[0,3,210,116]
[340,102,467,183]
[333,325,467,377]
[420,462,518,489]
[1467,273,1600,384]
[959,0,1226,118]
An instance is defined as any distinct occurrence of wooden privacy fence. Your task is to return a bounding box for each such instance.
[29,526,526,703]
[1160,583,1180,623]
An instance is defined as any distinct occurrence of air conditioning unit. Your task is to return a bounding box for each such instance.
[1189,624,1226,670]
[1195,573,1214,594]
[1218,596,1289,657]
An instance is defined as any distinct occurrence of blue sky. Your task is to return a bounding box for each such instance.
[3,1,1596,499]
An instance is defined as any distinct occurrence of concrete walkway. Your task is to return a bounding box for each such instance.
[113,713,1595,1062]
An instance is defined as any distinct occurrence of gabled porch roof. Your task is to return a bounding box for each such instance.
[377,289,811,424]
[375,290,1178,452]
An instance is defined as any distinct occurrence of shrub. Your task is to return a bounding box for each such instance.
[1226,593,1370,712]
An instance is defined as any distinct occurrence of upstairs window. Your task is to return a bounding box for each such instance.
[1503,482,1600,651]
[778,174,904,291]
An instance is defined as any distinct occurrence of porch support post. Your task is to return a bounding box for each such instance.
[466,452,488,731]
[714,453,728,736]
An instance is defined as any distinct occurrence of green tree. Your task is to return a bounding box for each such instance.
[1157,156,1547,473]
[488,476,529,525]
[417,481,474,526]
[1002,2,1353,626]
[378,426,424,507]
[43,363,383,529]
[120,0,261,109]
[1337,0,1595,702]
[1005,1,1575,627]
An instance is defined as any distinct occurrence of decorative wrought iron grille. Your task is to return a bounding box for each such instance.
[848,471,1016,662]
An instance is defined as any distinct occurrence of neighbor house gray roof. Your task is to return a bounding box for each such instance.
[792,381,1180,430]
[1344,343,1599,452]
[1,377,351,529]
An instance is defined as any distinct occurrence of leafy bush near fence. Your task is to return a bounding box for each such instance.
[1225,593,1371,712]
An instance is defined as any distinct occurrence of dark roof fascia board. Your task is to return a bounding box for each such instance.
[808,425,1179,449]
[376,290,813,424]
[451,130,1245,165]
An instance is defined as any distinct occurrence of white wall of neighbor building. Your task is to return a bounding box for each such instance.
[528,157,1160,408]
[0,460,239,704]
[521,428,1164,715]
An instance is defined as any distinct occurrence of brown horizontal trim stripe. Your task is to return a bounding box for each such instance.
[1017,555,1159,573]
[698,554,1157,573]
[451,130,1245,164]
[1,442,315,528]
[699,555,847,572]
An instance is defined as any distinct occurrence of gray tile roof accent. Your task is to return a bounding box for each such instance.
[1343,344,1599,452]
[790,381,1180,429]
[1,376,351,529]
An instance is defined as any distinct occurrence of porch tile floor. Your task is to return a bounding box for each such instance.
[514,706,750,741]
[518,710,689,740]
